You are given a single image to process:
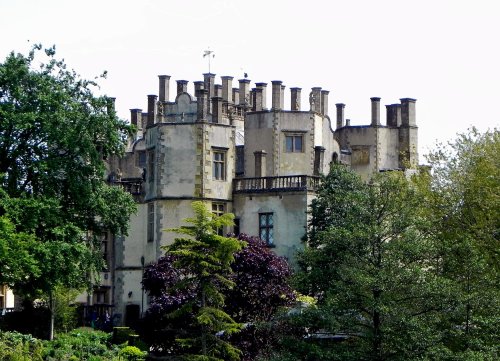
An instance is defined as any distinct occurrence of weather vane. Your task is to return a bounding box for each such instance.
[203,47,215,73]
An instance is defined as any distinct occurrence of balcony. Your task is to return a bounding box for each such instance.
[111,178,143,196]
[233,175,320,193]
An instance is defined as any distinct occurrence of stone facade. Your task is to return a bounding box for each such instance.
[88,73,418,325]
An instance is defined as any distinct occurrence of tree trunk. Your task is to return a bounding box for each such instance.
[49,290,55,341]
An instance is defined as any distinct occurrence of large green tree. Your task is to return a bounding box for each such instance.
[423,128,499,358]
[0,45,136,338]
[162,201,245,361]
[282,165,447,361]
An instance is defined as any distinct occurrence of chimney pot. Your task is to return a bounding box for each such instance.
[158,75,171,102]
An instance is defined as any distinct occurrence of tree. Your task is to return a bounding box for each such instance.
[282,165,448,361]
[423,128,499,358]
[142,232,295,361]
[155,201,244,361]
[0,45,136,339]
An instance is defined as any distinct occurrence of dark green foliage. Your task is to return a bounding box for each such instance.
[0,45,136,338]
[0,330,44,360]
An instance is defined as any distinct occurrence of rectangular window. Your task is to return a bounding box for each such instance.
[233,218,240,236]
[285,135,303,152]
[101,235,109,270]
[212,203,225,236]
[147,149,155,183]
[213,150,226,180]
[137,151,146,168]
[259,213,274,246]
[147,203,154,243]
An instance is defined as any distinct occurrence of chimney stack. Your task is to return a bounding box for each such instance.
[203,73,215,112]
[386,104,401,127]
[197,89,208,121]
[371,97,381,126]
[214,84,222,97]
[193,81,204,97]
[336,103,345,129]
[221,76,233,103]
[255,82,267,109]
[130,109,142,127]
[321,90,329,116]
[232,88,240,105]
[177,80,188,95]
[310,87,322,113]
[147,95,158,127]
[158,75,171,102]
[400,98,417,126]
[271,80,283,110]
[252,88,264,111]
[212,97,223,123]
[238,78,251,107]
[290,87,301,111]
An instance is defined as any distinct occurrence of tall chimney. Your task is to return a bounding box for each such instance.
[203,73,215,112]
[336,103,345,129]
[386,104,401,127]
[193,81,204,97]
[271,80,283,110]
[238,78,251,107]
[252,88,264,111]
[197,89,208,121]
[232,88,240,105]
[321,90,329,116]
[221,76,233,103]
[255,82,267,109]
[158,75,171,102]
[290,87,301,111]
[214,84,222,97]
[177,80,188,95]
[130,109,142,131]
[147,95,157,127]
[371,97,381,126]
[310,87,322,113]
[212,96,223,123]
[280,84,285,110]
[400,98,417,126]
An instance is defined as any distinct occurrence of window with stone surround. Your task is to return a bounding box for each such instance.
[259,212,274,246]
[147,149,155,183]
[212,202,225,236]
[212,149,226,180]
[147,203,154,243]
[285,134,304,152]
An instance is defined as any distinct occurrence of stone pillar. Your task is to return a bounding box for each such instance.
[197,89,208,121]
[193,81,204,97]
[238,79,251,106]
[271,80,283,110]
[212,97,223,123]
[371,97,381,126]
[130,109,142,127]
[310,87,322,113]
[321,90,329,116]
[147,95,157,127]
[232,88,240,105]
[386,104,401,127]
[158,75,170,102]
[254,150,267,177]
[335,103,345,129]
[290,87,301,111]
[214,84,222,97]
[203,73,215,112]
[221,76,233,103]
[255,82,267,109]
[400,98,417,126]
[314,146,326,175]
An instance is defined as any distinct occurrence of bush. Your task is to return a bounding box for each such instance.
[119,345,147,360]
[0,330,44,361]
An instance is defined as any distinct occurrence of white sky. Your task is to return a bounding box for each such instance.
[1,0,499,160]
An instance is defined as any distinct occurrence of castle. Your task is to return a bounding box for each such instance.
[80,73,418,326]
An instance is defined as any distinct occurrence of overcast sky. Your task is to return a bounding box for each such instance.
[1,0,499,160]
